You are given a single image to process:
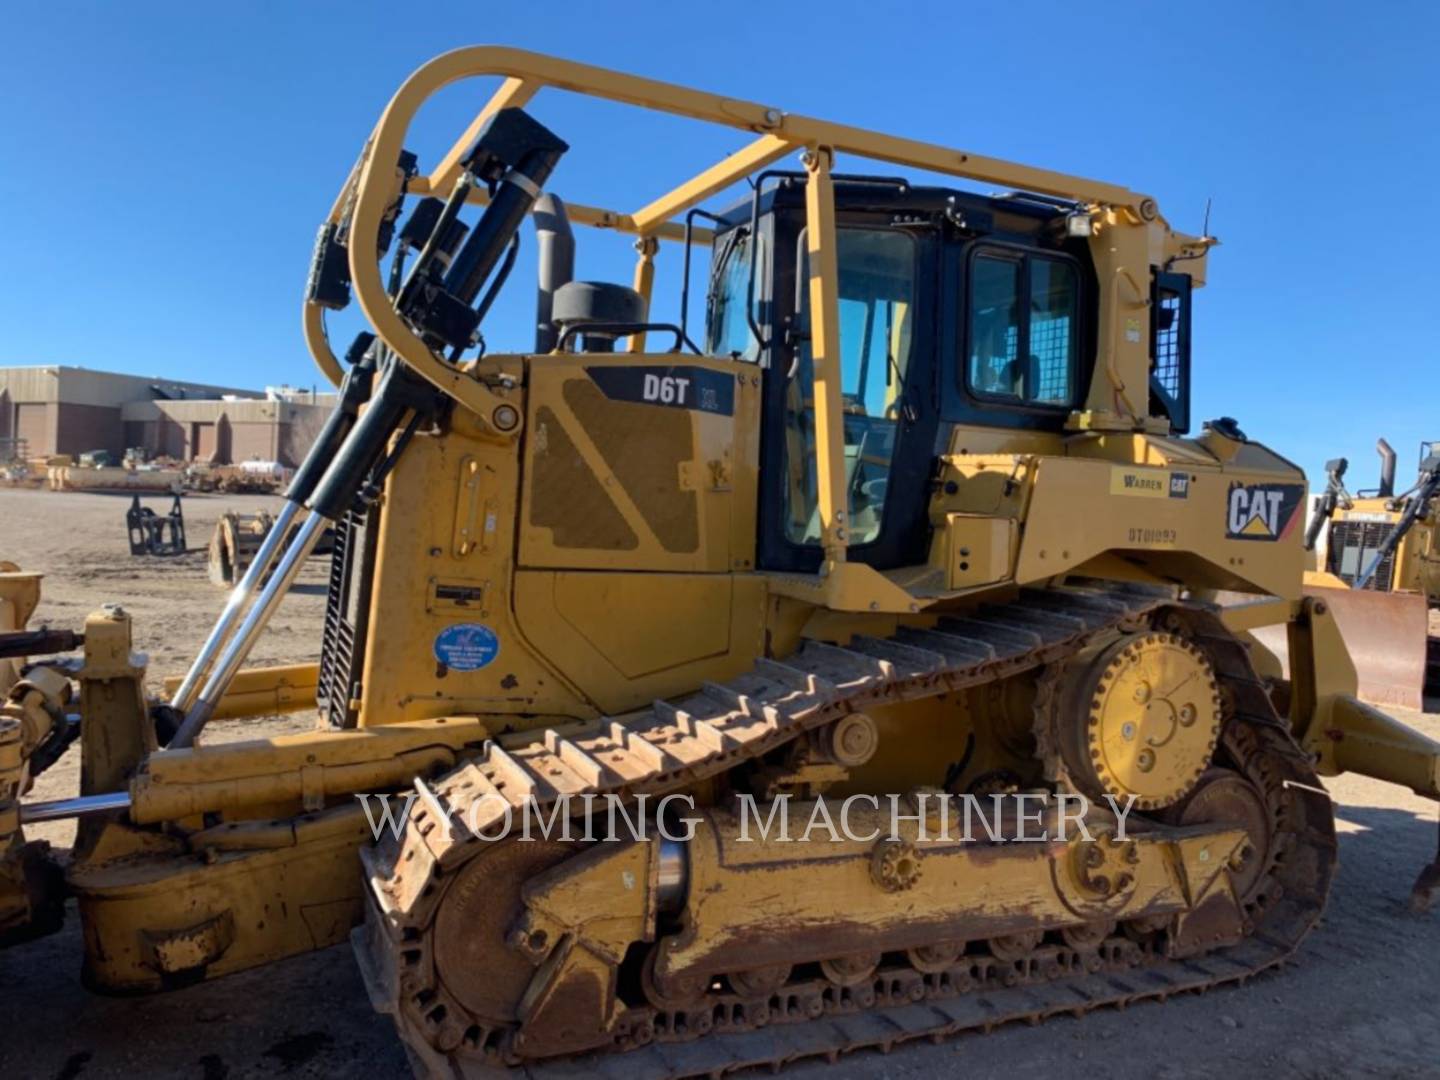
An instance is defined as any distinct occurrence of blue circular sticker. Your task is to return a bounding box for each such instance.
[433,623,500,671]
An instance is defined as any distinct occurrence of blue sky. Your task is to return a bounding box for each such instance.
[3,1,1436,489]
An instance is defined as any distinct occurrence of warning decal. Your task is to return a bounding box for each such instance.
[433,623,500,671]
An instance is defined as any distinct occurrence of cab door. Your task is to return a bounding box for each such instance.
[754,215,940,574]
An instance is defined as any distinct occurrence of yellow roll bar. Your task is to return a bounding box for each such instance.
[304,45,1149,389]
[303,45,1173,565]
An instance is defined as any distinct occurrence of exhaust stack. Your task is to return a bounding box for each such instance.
[534,193,575,353]
[1377,438,1397,498]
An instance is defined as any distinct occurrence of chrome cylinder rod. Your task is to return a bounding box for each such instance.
[21,790,131,824]
[656,836,689,913]
[169,499,304,713]
[170,512,331,749]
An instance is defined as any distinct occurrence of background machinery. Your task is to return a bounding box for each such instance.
[3,46,1440,1076]
[1289,440,1440,707]
[206,508,334,587]
[1318,440,1440,599]
[125,493,187,558]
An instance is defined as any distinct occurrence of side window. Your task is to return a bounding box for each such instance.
[1150,271,1192,433]
[1029,260,1076,404]
[966,249,1078,408]
[705,229,763,362]
[968,255,1022,396]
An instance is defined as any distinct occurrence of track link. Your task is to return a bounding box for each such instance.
[355,584,1336,1077]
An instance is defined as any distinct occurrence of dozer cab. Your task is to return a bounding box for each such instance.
[4,47,1440,1076]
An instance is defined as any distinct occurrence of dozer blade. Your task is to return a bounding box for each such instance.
[1248,585,1429,710]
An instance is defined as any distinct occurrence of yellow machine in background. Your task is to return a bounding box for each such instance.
[1317,440,1440,599]
[1292,440,1440,708]
[2,46,1440,1077]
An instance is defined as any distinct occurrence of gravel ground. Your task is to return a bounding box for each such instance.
[1,489,1438,1079]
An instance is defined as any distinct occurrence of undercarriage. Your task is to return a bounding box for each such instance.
[359,585,1336,1074]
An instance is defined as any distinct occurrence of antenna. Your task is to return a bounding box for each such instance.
[1201,196,1213,239]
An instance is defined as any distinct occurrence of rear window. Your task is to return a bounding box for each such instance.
[967,248,1078,407]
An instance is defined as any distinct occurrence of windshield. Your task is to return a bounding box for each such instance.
[705,228,762,362]
[784,227,916,547]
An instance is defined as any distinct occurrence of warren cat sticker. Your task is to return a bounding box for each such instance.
[586,366,736,416]
[1225,482,1305,541]
[433,623,500,671]
[1110,467,1189,499]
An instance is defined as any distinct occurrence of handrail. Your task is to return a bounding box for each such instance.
[305,45,1160,426]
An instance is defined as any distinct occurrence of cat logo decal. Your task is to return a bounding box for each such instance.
[1225,482,1304,542]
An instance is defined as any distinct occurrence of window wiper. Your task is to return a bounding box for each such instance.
[884,351,917,423]
[881,304,916,423]
[704,227,747,351]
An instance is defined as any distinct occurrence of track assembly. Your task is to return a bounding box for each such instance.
[354,585,1337,1077]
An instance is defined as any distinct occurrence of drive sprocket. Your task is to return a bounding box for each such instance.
[1042,630,1223,810]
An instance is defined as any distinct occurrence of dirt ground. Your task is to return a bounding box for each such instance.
[1,488,1438,1079]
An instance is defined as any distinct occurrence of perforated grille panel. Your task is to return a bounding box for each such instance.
[561,379,699,554]
[1326,519,1398,590]
[530,404,639,552]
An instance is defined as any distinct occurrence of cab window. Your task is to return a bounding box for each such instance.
[705,228,763,362]
[967,249,1077,407]
[784,228,916,547]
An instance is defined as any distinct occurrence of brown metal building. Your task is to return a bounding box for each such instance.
[120,397,335,467]
[0,366,335,467]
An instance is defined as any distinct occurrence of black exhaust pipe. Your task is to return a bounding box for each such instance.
[534,194,575,353]
[1377,438,1397,498]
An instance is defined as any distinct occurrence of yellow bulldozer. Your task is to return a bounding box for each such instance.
[1293,440,1440,708]
[3,46,1440,1076]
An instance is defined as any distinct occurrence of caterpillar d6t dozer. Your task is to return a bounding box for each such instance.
[5,47,1440,1077]
[1282,440,1439,708]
